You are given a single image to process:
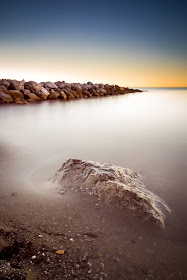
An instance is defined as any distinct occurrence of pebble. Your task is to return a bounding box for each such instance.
[145,249,154,254]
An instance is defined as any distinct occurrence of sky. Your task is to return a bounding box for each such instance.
[0,0,186,87]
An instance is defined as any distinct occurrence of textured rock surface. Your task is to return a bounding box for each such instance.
[0,79,142,104]
[9,79,25,91]
[0,85,9,94]
[54,158,170,227]
[0,92,13,103]
[24,81,41,94]
[8,90,24,100]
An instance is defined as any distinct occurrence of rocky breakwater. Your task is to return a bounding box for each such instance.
[54,159,171,228]
[0,79,142,104]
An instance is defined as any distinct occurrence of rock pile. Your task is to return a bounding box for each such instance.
[0,79,142,104]
[54,159,171,228]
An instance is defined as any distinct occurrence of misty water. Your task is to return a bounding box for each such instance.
[0,88,187,278]
[0,88,186,223]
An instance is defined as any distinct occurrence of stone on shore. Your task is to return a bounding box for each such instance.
[24,81,42,94]
[47,90,60,99]
[43,82,58,89]
[37,87,50,99]
[9,79,25,91]
[0,79,10,88]
[0,85,9,94]
[23,90,41,101]
[8,90,24,100]
[54,158,170,228]
[0,79,142,104]
[59,91,68,100]
[0,92,13,103]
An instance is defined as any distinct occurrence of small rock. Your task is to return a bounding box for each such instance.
[55,250,65,255]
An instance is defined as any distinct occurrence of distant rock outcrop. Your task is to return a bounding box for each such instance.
[0,79,142,104]
[54,158,170,228]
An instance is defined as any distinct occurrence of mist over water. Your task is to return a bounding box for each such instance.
[0,88,186,231]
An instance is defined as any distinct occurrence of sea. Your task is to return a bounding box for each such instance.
[0,87,186,277]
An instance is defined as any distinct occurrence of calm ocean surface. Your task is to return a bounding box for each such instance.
[0,87,186,231]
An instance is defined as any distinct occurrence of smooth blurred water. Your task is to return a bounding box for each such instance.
[0,88,186,230]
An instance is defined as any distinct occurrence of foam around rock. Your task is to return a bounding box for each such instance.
[54,158,171,227]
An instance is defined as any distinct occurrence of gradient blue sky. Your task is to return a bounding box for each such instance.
[0,0,186,86]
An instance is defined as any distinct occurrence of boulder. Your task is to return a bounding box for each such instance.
[47,90,60,99]
[9,79,25,91]
[54,158,171,228]
[0,85,9,94]
[0,92,13,103]
[59,91,67,100]
[24,81,41,94]
[43,82,58,89]
[63,89,75,99]
[8,90,24,100]
[23,90,41,101]
[82,89,91,97]
[55,81,66,89]
[37,87,50,99]
[71,84,82,93]
[0,79,10,88]
[71,90,80,98]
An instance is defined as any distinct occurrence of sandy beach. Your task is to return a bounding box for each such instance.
[0,110,186,280]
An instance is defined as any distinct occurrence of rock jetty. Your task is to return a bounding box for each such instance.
[0,79,142,104]
[54,158,171,228]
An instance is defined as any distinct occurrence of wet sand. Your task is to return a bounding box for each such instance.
[0,146,186,280]
[0,89,187,279]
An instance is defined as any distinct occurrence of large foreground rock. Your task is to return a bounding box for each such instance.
[54,158,170,227]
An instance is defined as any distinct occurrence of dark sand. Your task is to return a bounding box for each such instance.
[0,147,186,280]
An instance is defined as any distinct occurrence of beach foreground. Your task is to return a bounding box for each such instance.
[0,88,186,279]
[0,185,185,280]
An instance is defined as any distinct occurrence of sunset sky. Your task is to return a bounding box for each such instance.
[0,0,186,87]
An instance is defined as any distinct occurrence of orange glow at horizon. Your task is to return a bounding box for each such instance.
[0,44,186,88]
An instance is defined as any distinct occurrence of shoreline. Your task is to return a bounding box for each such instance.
[0,79,142,104]
[0,144,186,280]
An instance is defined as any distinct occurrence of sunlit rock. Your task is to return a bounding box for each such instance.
[0,85,9,94]
[24,81,41,94]
[0,79,10,88]
[0,92,13,103]
[43,82,58,89]
[55,81,66,89]
[47,90,60,99]
[0,79,142,104]
[8,90,24,100]
[54,158,170,228]
[59,91,68,100]
[23,90,41,101]
[38,87,50,99]
[9,79,25,91]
